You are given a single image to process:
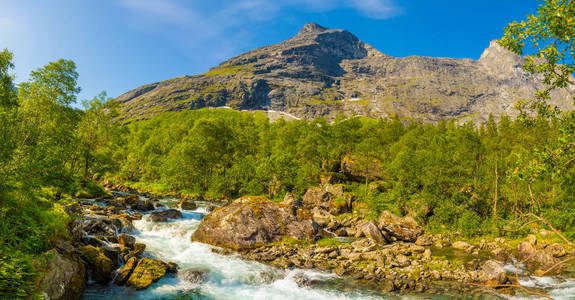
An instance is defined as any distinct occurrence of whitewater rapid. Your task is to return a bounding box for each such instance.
[82,201,575,300]
[83,203,383,300]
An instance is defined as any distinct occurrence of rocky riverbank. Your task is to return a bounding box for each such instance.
[37,191,208,299]
[191,184,575,297]
[35,185,575,299]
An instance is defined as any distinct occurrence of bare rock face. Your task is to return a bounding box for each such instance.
[111,23,573,124]
[37,249,86,300]
[378,211,423,242]
[191,196,317,250]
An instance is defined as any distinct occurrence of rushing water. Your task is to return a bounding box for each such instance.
[83,200,575,300]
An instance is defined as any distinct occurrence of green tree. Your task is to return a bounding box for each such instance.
[500,0,575,116]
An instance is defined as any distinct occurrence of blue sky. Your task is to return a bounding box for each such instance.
[0,0,539,105]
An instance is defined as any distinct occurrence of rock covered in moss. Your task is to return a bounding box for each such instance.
[80,245,113,284]
[37,249,86,300]
[192,196,317,250]
[340,156,382,181]
[126,258,168,290]
[114,257,139,285]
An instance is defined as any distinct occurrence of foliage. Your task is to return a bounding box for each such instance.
[0,50,115,298]
[500,0,575,116]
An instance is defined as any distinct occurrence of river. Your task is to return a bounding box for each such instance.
[82,199,575,300]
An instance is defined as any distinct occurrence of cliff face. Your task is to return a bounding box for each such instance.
[112,23,573,123]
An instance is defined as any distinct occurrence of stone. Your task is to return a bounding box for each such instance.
[312,207,334,227]
[150,209,183,222]
[80,245,113,284]
[340,156,382,181]
[422,249,432,261]
[527,234,537,246]
[358,221,389,244]
[124,243,146,261]
[479,260,508,287]
[452,241,471,251]
[191,196,317,250]
[118,233,136,248]
[132,199,154,211]
[545,243,567,258]
[517,242,560,273]
[351,238,377,252]
[178,268,208,284]
[82,214,134,236]
[126,258,168,290]
[37,249,86,300]
[415,235,433,246]
[282,192,300,206]
[302,186,348,214]
[396,255,411,268]
[378,211,423,242]
[114,257,139,285]
[179,197,200,210]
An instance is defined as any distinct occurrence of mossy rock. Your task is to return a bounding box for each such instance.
[80,245,113,284]
[115,257,139,286]
[126,258,168,290]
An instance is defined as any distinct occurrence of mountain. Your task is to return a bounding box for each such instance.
[112,23,573,123]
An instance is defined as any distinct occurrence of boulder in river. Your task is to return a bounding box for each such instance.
[192,196,317,250]
[479,260,508,287]
[118,233,136,248]
[114,257,139,285]
[180,196,201,210]
[80,245,113,284]
[178,268,209,284]
[126,258,168,290]
[517,241,561,274]
[37,249,86,300]
[150,209,183,222]
[378,210,423,242]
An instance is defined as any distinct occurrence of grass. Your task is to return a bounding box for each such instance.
[203,65,254,76]
[316,237,346,247]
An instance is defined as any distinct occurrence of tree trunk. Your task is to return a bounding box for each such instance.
[493,160,498,218]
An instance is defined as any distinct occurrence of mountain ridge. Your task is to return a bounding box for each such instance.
[112,23,573,123]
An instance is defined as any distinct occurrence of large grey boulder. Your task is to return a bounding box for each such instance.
[192,196,317,250]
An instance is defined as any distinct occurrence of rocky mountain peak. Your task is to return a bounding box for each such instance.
[297,22,329,35]
[113,27,573,125]
[478,40,524,76]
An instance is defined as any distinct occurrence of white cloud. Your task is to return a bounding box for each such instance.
[345,0,401,19]
[112,0,401,62]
